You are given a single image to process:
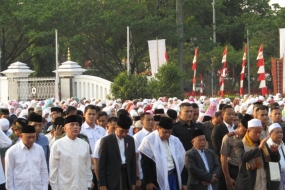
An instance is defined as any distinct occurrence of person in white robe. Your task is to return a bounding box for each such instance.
[49,115,93,190]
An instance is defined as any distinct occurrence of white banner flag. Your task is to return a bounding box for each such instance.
[148,39,166,76]
[279,28,285,93]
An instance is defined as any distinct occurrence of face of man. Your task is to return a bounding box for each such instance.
[192,108,199,123]
[222,108,235,125]
[107,121,117,134]
[248,127,262,142]
[270,128,283,144]
[179,106,193,123]
[51,111,62,122]
[84,109,96,124]
[256,109,268,126]
[192,135,206,150]
[233,115,240,126]
[13,128,22,137]
[10,108,14,114]
[110,108,116,116]
[271,109,282,123]
[29,122,43,135]
[64,122,80,139]
[141,114,154,132]
[212,115,223,126]
[115,126,129,139]
[35,111,42,116]
[157,127,172,140]
[97,116,108,129]
[133,127,142,134]
[237,125,247,137]
[20,133,36,149]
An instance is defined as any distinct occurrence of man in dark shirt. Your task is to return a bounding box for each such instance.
[202,111,223,151]
[172,102,205,189]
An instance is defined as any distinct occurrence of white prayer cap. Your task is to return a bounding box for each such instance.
[248,119,262,128]
[0,118,10,131]
[138,108,144,114]
[278,101,284,106]
[245,104,253,115]
[130,109,138,117]
[258,95,265,101]
[268,123,281,134]
[134,121,143,129]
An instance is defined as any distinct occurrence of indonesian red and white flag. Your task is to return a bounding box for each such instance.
[240,45,246,95]
[256,45,267,95]
[192,47,198,96]
[220,46,227,97]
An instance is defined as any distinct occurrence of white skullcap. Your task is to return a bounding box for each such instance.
[134,121,143,128]
[248,119,262,128]
[0,118,10,131]
[278,101,284,106]
[130,109,138,117]
[268,123,281,134]
[246,104,253,115]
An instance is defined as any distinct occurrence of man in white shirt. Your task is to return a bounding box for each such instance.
[5,125,48,190]
[133,113,154,187]
[49,115,93,190]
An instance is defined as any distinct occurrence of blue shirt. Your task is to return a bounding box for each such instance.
[36,134,50,170]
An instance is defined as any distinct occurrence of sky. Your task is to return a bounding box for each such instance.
[269,0,285,7]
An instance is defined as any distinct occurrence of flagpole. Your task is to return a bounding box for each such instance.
[156,38,159,73]
[55,29,59,100]
[247,29,250,95]
[127,26,130,74]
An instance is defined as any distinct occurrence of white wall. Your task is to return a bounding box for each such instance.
[72,75,112,100]
[0,77,9,102]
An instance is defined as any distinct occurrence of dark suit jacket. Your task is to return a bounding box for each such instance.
[98,134,136,190]
[140,153,159,189]
[185,148,220,190]
[234,140,280,190]
[211,122,231,157]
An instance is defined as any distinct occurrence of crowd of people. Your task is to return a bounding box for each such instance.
[0,93,285,190]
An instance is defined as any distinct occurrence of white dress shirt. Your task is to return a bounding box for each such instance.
[0,129,12,185]
[49,136,93,190]
[223,121,235,132]
[197,149,213,190]
[80,122,105,153]
[5,141,49,190]
[133,128,151,179]
[162,140,175,170]
[116,135,126,164]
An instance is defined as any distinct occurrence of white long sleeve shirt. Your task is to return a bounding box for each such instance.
[5,141,48,190]
[49,136,92,190]
[0,129,12,185]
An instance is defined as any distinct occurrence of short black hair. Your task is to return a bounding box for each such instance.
[256,105,268,113]
[28,107,34,113]
[108,116,118,123]
[65,106,77,116]
[271,102,279,107]
[77,110,83,117]
[271,106,281,112]
[117,109,129,117]
[237,113,243,120]
[84,105,97,114]
[222,105,233,114]
[214,111,222,118]
[140,112,151,120]
[96,111,108,120]
[191,103,199,109]
[180,102,192,109]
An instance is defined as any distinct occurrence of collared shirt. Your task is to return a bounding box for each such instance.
[0,129,12,185]
[5,141,49,190]
[162,140,175,170]
[197,149,213,190]
[133,128,152,179]
[36,134,50,169]
[220,130,242,166]
[49,136,93,190]
[223,121,235,132]
[80,122,105,153]
[116,135,126,164]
